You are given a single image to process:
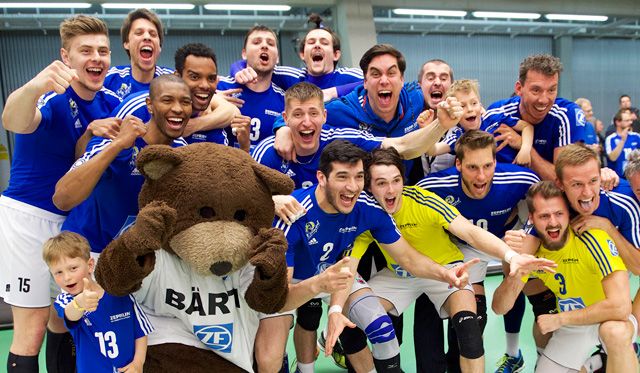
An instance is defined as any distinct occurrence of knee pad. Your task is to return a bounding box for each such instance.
[474,294,487,333]
[339,326,368,355]
[296,298,322,331]
[348,294,399,360]
[526,289,558,319]
[451,311,484,359]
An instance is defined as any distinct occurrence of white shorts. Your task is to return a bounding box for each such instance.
[0,196,65,307]
[366,265,474,318]
[457,242,494,284]
[541,315,638,370]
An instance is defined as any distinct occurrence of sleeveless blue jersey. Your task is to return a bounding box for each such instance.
[110,90,227,146]
[217,76,285,150]
[252,125,384,189]
[2,87,121,215]
[275,185,401,280]
[418,163,539,238]
[103,65,173,99]
[54,292,153,373]
[482,96,586,163]
[61,136,187,253]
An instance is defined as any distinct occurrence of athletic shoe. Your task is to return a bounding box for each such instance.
[495,349,525,373]
[318,330,347,369]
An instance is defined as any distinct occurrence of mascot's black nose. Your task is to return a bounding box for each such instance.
[210,261,232,276]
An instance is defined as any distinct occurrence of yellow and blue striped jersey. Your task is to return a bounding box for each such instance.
[351,186,463,278]
[532,228,626,312]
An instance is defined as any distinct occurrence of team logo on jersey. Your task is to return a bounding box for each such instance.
[404,122,418,134]
[74,119,82,129]
[69,98,78,118]
[305,221,319,239]
[575,108,586,127]
[316,261,332,274]
[338,226,357,234]
[444,195,461,207]
[358,122,372,133]
[534,139,548,145]
[194,324,233,353]
[280,160,290,173]
[117,83,131,98]
[129,146,140,170]
[607,239,618,256]
[558,297,585,312]
[308,238,318,245]
[391,264,413,278]
[264,109,280,117]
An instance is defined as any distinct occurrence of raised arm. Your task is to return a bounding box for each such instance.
[182,94,240,136]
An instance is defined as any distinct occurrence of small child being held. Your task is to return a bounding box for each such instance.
[424,79,534,166]
[45,231,153,373]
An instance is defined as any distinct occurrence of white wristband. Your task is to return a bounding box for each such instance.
[328,305,343,315]
[504,250,519,264]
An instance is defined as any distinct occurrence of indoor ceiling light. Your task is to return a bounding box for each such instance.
[204,4,291,11]
[472,11,541,20]
[101,3,195,10]
[545,14,608,22]
[393,9,467,17]
[0,2,91,8]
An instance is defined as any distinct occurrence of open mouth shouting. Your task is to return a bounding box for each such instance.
[311,50,324,63]
[382,195,398,213]
[192,91,212,110]
[577,197,595,213]
[259,52,270,64]
[65,281,79,294]
[86,66,104,79]
[430,89,444,105]
[339,192,357,209]
[546,225,562,241]
[166,116,185,131]
[378,90,393,107]
[299,129,315,143]
[140,45,154,60]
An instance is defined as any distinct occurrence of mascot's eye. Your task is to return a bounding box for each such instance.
[233,210,247,222]
[199,206,216,219]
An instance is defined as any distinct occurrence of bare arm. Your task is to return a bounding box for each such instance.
[537,271,631,335]
[607,131,627,162]
[53,116,146,211]
[380,238,450,282]
[117,336,147,372]
[182,94,240,136]
[492,272,528,315]
[2,61,77,134]
[280,258,353,312]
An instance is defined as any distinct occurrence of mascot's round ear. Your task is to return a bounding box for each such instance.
[252,162,295,196]
[137,145,183,181]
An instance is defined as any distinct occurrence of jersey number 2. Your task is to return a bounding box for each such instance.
[95,331,119,358]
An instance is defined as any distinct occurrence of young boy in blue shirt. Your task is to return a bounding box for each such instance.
[45,232,153,373]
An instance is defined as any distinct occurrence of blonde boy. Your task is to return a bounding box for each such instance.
[45,232,152,373]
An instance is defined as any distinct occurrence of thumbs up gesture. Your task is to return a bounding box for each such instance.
[77,277,100,312]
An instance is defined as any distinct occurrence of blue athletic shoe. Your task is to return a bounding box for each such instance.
[495,349,525,373]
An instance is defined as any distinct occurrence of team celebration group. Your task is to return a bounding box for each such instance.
[1,7,640,373]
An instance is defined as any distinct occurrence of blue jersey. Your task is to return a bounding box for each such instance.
[229,59,363,90]
[252,125,384,189]
[61,136,187,253]
[275,186,401,280]
[217,76,285,150]
[593,181,640,248]
[418,163,539,238]
[54,292,153,373]
[110,90,227,146]
[272,81,425,137]
[584,121,598,146]
[103,65,173,99]
[2,87,121,215]
[605,131,640,178]
[482,96,586,163]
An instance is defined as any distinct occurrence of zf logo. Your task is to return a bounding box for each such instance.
[194,324,233,353]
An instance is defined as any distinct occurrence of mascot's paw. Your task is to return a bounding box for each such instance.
[248,228,287,279]
[128,200,178,253]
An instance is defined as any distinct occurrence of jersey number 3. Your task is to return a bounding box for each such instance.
[554,273,567,295]
[95,331,119,358]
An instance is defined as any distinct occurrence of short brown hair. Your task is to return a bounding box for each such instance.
[614,108,632,123]
[454,130,496,162]
[121,8,164,57]
[42,231,91,266]
[360,44,406,77]
[243,25,278,49]
[555,143,600,181]
[365,147,405,189]
[445,79,479,100]
[417,59,454,83]
[625,150,640,179]
[526,180,565,213]
[284,82,324,110]
[59,15,109,50]
[518,54,563,85]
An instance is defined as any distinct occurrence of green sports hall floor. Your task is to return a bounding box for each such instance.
[1,273,638,373]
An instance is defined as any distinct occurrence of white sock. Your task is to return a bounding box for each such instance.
[297,361,315,373]
[505,332,520,357]
[583,353,603,372]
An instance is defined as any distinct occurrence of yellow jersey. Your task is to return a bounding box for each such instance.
[531,228,626,312]
[350,186,463,278]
